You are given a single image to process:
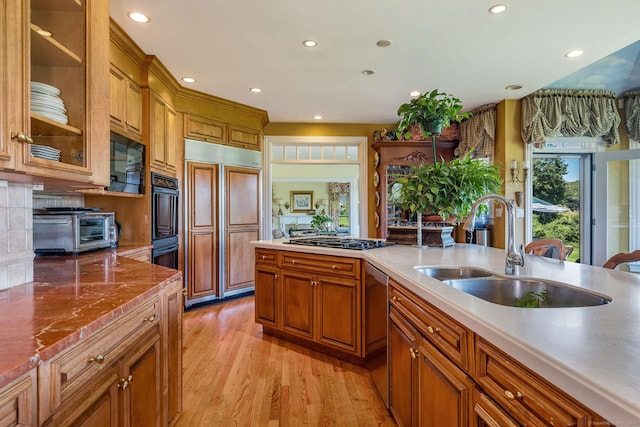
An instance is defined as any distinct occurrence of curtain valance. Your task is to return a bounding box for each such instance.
[457,103,496,159]
[622,88,640,141]
[521,89,621,146]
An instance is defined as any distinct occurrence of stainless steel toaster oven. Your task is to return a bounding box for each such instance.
[33,210,117,255]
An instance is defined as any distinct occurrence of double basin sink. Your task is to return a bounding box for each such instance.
[416,267,611,308]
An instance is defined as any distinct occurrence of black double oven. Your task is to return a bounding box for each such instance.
[151,172,179,269]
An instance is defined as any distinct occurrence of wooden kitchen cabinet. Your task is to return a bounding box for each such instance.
[255,249,362,357]
[0,368,37,426]
[110,64,143,141]
[227,124,262,151]
[475,337,603,427]
[39,277,183,426]
[388,278,610,427]
[148,90,177,177]
[184,114,225,144]
[255,249,280,327]
[0,0,109,187]
[388,281,474,427]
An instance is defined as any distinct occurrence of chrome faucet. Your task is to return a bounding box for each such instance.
[464,194,524,275]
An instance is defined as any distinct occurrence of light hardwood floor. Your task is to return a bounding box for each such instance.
[176,295,396,426]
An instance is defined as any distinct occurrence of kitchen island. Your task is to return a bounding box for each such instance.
[251,239,640,425]
[0,248,182,425]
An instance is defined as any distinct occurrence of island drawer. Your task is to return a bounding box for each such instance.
[38,295,160,420]
[475,337,597,426]
[281,251,360,279]
[256,248,278,265]
[389,279,474,375]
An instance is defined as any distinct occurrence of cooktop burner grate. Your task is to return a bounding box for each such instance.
[284,237,391,250]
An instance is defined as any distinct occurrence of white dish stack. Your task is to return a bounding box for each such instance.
[30,144,61,162]
[30,81,69,125]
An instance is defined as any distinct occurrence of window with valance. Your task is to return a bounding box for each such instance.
[521,89,621,146]
[456,103,496,159]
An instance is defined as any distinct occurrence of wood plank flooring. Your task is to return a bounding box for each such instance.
[176,295,396,426]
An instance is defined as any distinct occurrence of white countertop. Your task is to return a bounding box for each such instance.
[251,239,640,424]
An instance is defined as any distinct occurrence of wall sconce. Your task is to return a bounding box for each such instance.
[274,198,284,215]
[315,199,329,215]
[510,160,529,185]
[514,191,524,207]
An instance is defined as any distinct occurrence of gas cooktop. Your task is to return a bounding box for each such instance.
[284,237,392,250]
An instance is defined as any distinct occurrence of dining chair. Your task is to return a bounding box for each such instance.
[524,239,573,261]
[603,249,640,271]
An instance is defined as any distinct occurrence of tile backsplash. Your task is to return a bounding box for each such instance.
[0,181,34,290]
[0,187,86,290]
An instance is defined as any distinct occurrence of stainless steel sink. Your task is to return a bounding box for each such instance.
[416,267,611,308]
[415,267,493,280]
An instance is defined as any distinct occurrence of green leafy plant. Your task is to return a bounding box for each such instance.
[515,289,550,308]
[311,214,333,231]
[396,89,471,140]
[395,155,503,223]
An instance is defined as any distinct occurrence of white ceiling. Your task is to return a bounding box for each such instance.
[109,0,640,124]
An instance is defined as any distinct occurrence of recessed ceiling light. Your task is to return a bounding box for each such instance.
[249,87,262,93]
[565,49,584,58]
[313,115,322,120]
[182,77,196,83]
[376,40,392,47]
[128,12,149,23]
[362,69,375,75]
[409,91,421,97]
[505,84,523,91]
[488,4,508,14]
[303,40,318,47]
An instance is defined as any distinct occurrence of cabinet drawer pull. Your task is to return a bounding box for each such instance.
[262,255,267,260]
[391,295,401,302]
[143,314,156,322]
[504,390,522,400]
[88,354,105,364]
[291,259,296,264]
[182,288,188,296]
[427,325,441,334]
[11,131,33,144]
[118,375,133,390]
[275,274,279,279]
[410,348,419,359]
[331,265,337,269]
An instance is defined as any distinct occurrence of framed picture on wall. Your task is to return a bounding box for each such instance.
[291,191,314,213]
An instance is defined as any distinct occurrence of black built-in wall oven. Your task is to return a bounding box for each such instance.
[151,172,179,269]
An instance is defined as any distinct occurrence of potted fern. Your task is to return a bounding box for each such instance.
[394,155,503,246]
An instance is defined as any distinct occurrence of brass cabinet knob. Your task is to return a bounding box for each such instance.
[291,259,296,264]
[182,288,188,296]
[391,295,401,302]
[118,375,133,390]
[504,390,522,400]
[262,255,267,260]
[410,348,419,359]
[143,314,156,322]
[275,274,279,279]
[88,354,105,364]
[11,132,33,144]
[331,265,337,269]
[427,325,441,334]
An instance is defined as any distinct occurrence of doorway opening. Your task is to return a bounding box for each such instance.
[529,153,592,263]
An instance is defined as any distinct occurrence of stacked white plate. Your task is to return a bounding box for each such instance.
[30,82,69,125]
[30,144,61,162]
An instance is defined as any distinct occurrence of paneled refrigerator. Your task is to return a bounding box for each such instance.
[184,139,261,307]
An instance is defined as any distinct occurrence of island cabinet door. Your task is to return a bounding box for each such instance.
[389,307,419,427]
[255,263,280,327]
[280,269,314,339]
[417,336,474,427]
[315,274,360,353]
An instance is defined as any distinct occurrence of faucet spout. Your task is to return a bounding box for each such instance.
[464,194,524,275]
